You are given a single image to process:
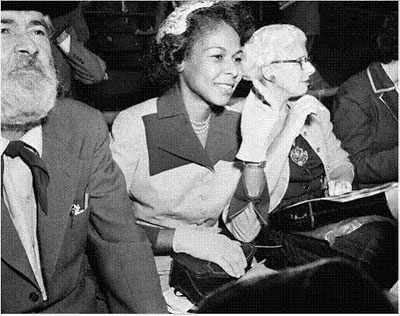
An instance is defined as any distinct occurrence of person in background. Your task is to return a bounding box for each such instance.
[4,1,108,98]
[279,1,320,54]
[332,13,398,188]
[224,24,397,291]
[110,1,254,311]
[1,8,166,313]
[51,1,108,98]
[278,1,333,98]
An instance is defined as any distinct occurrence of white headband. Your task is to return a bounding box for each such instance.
[156,1,219,43]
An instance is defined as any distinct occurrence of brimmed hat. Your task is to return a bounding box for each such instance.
[1,1,78,18]
[156,0,220,43]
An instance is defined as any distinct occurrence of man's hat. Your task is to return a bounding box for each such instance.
[1,1,79,18]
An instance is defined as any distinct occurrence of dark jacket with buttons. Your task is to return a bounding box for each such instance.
[332,62,398,187]
[1,98,166,313]
[53,26,106,98]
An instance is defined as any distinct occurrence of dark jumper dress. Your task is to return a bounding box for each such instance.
[255,136,397,289]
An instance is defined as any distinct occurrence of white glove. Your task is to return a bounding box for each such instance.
[237,79,279,162]
[326,180,352,196]
[223,204,261,243]
[173,227,247,278]
[286,94,322,137]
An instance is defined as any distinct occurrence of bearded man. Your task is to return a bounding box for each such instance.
[1,8,167,313]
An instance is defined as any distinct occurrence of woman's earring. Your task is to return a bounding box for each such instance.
[177,64,184,72]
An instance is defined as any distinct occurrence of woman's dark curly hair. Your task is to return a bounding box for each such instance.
[147,1,255,94]
[371,11,398,64]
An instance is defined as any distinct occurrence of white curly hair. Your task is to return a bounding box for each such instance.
[242,24,307,80]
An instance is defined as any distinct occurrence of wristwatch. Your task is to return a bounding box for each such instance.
[243,161,266,168]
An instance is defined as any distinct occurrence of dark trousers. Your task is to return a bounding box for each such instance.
[255,221,398,289]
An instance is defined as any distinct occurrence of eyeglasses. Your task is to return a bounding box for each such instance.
[271,56,313,70]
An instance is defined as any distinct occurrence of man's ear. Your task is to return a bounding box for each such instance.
[43,15,55,39]
[260,65,275,83]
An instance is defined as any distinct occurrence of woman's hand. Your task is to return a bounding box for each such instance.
[326,180,352,196]
[286,95,321,136]
[252,78,281,112]
[238,79,280,162]
[173,227,247,278]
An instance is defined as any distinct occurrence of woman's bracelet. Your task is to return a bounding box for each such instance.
[242,161,266,168]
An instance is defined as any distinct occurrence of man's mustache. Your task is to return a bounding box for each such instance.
[11,54,46,75]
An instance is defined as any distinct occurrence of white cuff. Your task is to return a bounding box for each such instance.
[236,142,267,163]
[223,204,261,243]
[57,32,71,54]
[172,227,189,253]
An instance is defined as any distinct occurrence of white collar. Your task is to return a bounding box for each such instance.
[367,65,397,94]
[1,125,43,157]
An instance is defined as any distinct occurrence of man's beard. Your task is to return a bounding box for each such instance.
[1,54,58,132]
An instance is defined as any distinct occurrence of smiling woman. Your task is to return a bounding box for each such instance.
[179,22,242,117]
[110,1,254,311]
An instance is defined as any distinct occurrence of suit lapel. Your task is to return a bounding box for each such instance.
[144,86,214,175]
[38,121,81,281]
[301,122,325,162]
[380,90,398,121]
[155,110,240,168]
[367,62,398,121]
[1,197,40,290]
[206,112,240,165]
[144,86,241,175]
[150,113,213,169]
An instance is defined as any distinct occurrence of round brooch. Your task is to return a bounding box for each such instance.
[290,145,309,167]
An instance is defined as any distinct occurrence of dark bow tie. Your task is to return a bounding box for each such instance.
[3,140,50,215]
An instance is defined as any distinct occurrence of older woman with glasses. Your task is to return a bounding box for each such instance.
[224,24,397,292]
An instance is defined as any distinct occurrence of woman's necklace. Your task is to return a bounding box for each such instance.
[190,114,211,134]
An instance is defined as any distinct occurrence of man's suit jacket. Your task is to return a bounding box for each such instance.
[52,26,106,98]
[332,62,398,187]
[1,98,167,313]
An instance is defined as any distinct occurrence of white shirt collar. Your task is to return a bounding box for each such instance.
[1,125,43,157]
